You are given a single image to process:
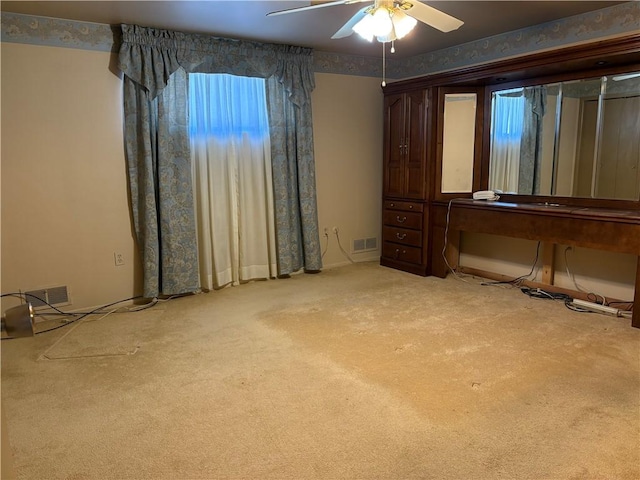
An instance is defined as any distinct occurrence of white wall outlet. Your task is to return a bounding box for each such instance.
[114,252,125,266]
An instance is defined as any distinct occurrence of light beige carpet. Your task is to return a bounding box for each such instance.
[2,262,639,479]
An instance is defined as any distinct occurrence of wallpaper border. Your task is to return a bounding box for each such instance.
[397,1,640,78]
[2,3,638,79]
[1,13,120,53]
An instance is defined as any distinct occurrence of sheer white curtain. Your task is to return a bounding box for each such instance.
[189,73,277,289]
[489,91,525,193]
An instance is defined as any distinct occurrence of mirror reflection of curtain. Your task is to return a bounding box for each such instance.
[490,71,640,201]
[489,91,524,193]
[519,86,547,194]
[189,74,277,289]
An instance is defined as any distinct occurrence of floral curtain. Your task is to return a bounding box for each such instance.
[122,68,200,298]
[118,25,322,295]
[519,86,547,195]
[266,77,321,274]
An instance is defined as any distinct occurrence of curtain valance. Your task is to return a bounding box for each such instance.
[118,24,315,105]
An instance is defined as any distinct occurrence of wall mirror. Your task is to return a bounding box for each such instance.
[441,92,478,194]
[488,70,640,201]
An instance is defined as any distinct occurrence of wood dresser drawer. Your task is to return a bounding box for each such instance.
[384,200,423,212]
[382,241,422,264]
[383,226,422,247]
[383,209,423,230]
[381,198,427,270]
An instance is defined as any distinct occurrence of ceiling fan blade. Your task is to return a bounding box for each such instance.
[267,0,370,17]
[331,6,371,39]
[266,0,349,17]
[398,1,464,33]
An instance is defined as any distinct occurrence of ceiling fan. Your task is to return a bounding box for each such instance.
[266,0,464,43]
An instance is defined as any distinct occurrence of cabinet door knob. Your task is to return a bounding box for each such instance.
[396,233,407,240]
[395,248,400,259]
[408,205,413,209]
[390,203,395,207]
[396,215,407,223]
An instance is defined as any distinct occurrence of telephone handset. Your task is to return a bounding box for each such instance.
[472,190,500,201]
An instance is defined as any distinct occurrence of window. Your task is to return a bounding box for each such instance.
[189,73,269,139]
[189,73,277,290]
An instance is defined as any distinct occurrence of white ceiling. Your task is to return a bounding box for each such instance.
[1,1,627,59]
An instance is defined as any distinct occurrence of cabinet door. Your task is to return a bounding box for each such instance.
[404,90,427,199]
[384,93,406,197]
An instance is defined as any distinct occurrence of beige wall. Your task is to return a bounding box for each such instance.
[313,73,383,268]
[1,43,139,313]
[1,41,634,312]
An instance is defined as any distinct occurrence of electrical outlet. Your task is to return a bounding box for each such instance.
[114,252,125,266]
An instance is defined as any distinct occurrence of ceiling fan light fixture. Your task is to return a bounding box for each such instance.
[371,7,393,35]
[390,9,417,39]
[266,0,464,88]
[353,12,375,41]
[354,6,394,42]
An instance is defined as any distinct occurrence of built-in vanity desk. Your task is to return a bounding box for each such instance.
[380,34,640,327]
[444,199,640,327]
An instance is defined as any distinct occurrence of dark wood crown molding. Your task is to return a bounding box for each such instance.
[384,33,640,93]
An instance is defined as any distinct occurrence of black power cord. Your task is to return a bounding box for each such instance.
[0,292,157,338]
[519,286,586,314]
[520,286,572,301]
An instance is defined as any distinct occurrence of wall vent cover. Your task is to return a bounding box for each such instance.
[24,286,70,309]
[352,237,378,253]
[365,237,378,250]
[353,239,366,252]
[24,289,48,308]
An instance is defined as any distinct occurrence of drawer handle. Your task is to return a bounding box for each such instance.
[409,205,413,209]
[394,248,407,259]
[389,203,395,207]
[396,233,407,240]
[396,215,407,223]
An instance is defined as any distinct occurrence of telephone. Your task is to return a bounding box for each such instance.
[472,190,500,201]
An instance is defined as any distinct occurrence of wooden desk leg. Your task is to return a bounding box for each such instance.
[633,256,640,329]
[541,242,555,285]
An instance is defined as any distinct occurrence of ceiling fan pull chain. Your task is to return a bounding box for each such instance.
[382,42,386,87]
